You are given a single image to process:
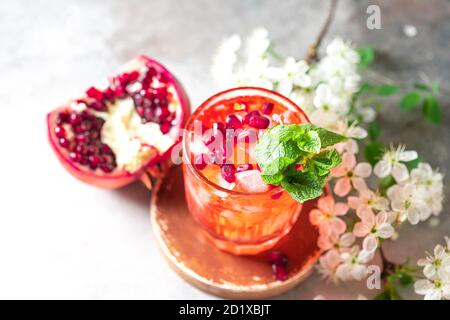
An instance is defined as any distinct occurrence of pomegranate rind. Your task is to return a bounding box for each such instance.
[47,55,190,189]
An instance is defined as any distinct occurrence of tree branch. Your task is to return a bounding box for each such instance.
[304,0,338,64]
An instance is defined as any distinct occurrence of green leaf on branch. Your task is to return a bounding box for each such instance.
[405,157,422,171]
[357,47,375,70]
[397,272,414,287]
[368,122,381,141]
[364,141,385,166]
[423,95,441,124]
[400,91,422,110]
[374,84,400,96]
[413,82,431,92]
[379,175,396,195]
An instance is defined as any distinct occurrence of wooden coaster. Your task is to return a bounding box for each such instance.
[150,166,321,299]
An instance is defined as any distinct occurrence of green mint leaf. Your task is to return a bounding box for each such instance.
[315,128,347,148]
[368,122,381,141]
[260,157,295,185]
[281,171,324,203]
[374,84,400,96]
[297,130,321,153]
[400,91,422,110]
[364,141,385,166]
[357,47,374,69]
[256,135,301,169]
[307,149,342,175]
[423,95,441,124]
[256,124,345,203]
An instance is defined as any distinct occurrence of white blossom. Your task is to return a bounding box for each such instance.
[336,246,374,281]
[374,145,418,182]
[387,183,429,225]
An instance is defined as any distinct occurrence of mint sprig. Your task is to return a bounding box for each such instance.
[255,124,346,202]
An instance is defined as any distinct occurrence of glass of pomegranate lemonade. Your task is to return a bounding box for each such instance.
[182,87,310,255]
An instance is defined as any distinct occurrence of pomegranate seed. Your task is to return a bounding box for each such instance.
[128,70,140,82]
[269,251,288,266]
[261,102,274,114]
[269,251,288,280]
[221,164,236,183]
[54,126,66,138]
[272,264,287,281]
[99,164,114,173]
[225,114,243,130]
[69,113,82,126]
[88,101,107,112]
[160,122,171,134]
[271,191,283,199]
[242,110,260,125]
[194,154,207,170]
[103,87,115,101]
[236,163,253,172]
[295,164,304,171]
[56,112,69,125]
[86,87,104,101]
[58,137,70,148]
[248,115,270,129]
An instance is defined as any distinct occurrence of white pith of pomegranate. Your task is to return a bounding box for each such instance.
[47,55,190,189]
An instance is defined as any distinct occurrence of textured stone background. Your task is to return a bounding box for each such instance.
[0,0,448,299]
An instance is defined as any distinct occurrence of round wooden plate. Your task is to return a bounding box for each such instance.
[150,166,322,299]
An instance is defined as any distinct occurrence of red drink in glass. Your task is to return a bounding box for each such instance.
[182,87,310,255]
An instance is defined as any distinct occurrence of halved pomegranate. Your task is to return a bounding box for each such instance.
[47,55,190,189]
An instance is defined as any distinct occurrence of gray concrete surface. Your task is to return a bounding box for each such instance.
[0,0,448,299]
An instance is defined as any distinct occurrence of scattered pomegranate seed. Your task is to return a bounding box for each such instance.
[225,114,243,130]
[295,164,304,171]
[269,251,288,265]
[248,115,270,129]
[236,163,253,172]
[194,154,207,170]
[272,264,287,281]
[261,102,274,115]
[268,251,288,281]
[221,164,236,183]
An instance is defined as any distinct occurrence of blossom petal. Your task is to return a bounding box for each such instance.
[414,279,433,294]
[377,223,394,239]
[353,222,370,237]
[354,162,372,178]
[309,209,324,226]
[392,163,409,182]
[398,150,418,162]
[342,152,356,169]
[351,177,367,192]
[362,235,378,253]
[334,177,352,197]
[423,264,436,279]
[334,202,349,216]
[374,159,391,178]
[339,232,355,247]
